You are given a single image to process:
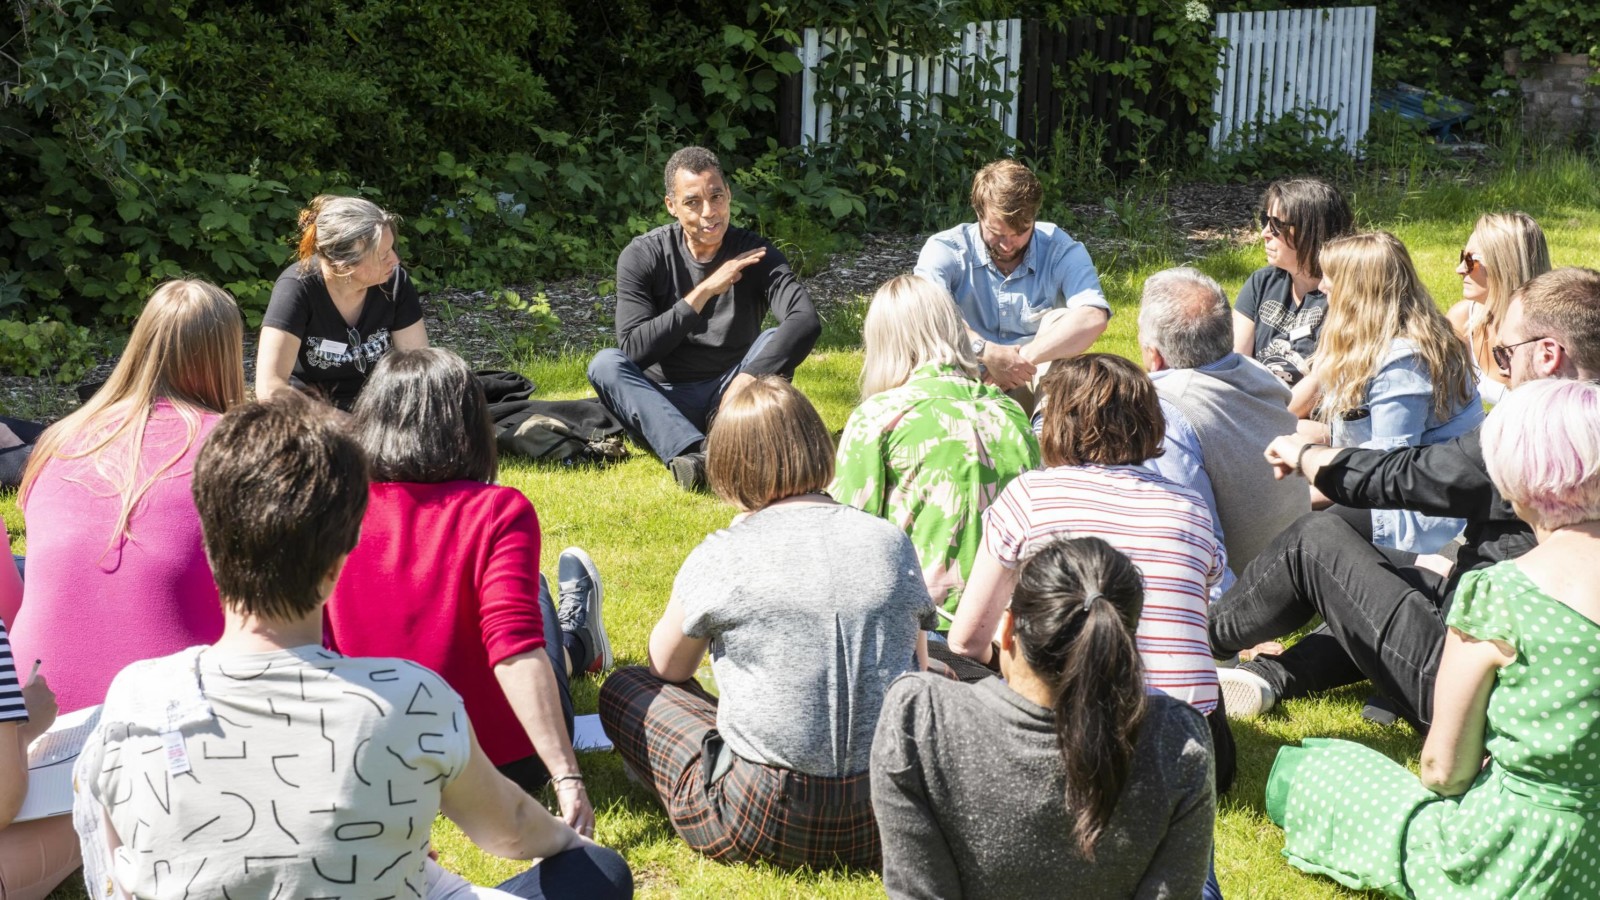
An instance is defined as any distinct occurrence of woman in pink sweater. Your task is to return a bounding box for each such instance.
[5,280,245,714]
[326,348,611,837]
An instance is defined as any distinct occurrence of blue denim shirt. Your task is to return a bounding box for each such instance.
[915,222,1108,345]
[1331,340,1485,552]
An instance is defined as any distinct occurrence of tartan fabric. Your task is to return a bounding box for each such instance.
[598,666,881,870]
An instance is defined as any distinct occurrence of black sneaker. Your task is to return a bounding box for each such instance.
[557,547,611,674]
[668,451,708,492]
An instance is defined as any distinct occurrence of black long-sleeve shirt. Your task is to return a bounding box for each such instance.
[1313,430,1535,594]
[613,223,820,384]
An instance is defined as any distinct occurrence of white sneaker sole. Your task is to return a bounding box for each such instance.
[1218,668,1276,719]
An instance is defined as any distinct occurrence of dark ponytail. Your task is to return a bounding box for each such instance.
[1010,536,1147,860]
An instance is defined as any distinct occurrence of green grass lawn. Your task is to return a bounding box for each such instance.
[18,152,1600,899]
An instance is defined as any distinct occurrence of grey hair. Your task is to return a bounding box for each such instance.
[297,195,398,275]
[1137,267,1234,369]
[663,146,724,197]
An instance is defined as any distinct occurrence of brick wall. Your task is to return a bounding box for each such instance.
[1505,51,1600,137]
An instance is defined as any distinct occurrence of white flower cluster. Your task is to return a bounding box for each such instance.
[1184,0,1210,23]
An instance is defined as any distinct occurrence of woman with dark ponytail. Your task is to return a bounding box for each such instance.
[872,536,1215,898]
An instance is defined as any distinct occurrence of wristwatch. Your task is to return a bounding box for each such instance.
[970,337,987,358]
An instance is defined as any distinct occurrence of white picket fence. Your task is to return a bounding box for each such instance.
[1209,6,1375,153]
[796,20,1022,146]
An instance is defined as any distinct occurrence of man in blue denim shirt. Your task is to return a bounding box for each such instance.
[915,160,1109,413]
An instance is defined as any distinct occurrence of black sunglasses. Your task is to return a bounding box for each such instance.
[1259,213,1291,237]
[1491,336,1546,372]
[1459,249,1484,274]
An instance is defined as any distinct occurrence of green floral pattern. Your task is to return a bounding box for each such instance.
[830,364,1039,628]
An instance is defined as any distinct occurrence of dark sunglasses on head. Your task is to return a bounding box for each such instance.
[1259,213,1291,237]
[1459,249,1484,273]
[1491,336,1545,372]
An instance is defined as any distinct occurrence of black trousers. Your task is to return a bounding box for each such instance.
[1208,511,1448,732]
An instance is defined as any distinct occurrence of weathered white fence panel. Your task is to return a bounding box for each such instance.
[1210,6,1375,153]
[798,19,1022,146]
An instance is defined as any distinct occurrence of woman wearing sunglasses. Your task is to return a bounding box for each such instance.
[1232,178,1354,414]
[1303,232,1484,553]
[1445,212,1551,406]
[256,195,430,410]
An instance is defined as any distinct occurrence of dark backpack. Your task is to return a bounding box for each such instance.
[476,371,629,465]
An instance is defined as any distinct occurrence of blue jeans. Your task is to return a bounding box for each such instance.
[586,329,781,462]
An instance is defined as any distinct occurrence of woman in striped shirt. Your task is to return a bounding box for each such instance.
[949,353,1231,784]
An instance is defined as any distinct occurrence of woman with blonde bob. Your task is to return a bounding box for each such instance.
[6,278,245,713]
[1445,212,1551,405]
[598,377,934,870]
[257,194,428,409]
[1305,232,1484,552]
[1266,378,1600,898]
[831,275,1038,635]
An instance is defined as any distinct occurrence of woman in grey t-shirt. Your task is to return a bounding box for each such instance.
[597,376,935,871]
[872,536,1215,899]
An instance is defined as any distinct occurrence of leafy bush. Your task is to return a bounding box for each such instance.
[0,318,99,383]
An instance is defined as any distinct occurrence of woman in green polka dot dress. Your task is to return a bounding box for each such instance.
[1265,378,1600,898]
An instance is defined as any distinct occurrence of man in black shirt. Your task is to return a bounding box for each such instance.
[1210,267,1600,730]
[587,147,821,490]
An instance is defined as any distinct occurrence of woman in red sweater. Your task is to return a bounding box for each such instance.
[325,348,611,835]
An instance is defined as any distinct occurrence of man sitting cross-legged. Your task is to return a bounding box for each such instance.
[1211,267,1600,727]
[915,159,1110,414]
[1137,267,1309,593]
[72,392,633,900]
[587,146,821,491]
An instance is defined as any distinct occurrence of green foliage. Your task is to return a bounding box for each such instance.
[1510,1,1600,61]
[0,317,99,382]
[1201,108,1351,183]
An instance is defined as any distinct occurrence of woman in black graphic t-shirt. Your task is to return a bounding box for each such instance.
[256,195,428,410]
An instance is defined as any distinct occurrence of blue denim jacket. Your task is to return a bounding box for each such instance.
[1331,340,1485,552]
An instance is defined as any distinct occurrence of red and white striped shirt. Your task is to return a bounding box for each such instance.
[984,464,1224,714]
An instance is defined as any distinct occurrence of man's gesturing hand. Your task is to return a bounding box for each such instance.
[686,248,767,312]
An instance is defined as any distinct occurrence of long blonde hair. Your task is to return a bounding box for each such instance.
[1466,212,1551,372]
[21,279,247,546]
[861,275,979,398]
[1317,232,1474,422]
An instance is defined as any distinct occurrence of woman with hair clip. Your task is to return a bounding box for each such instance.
[873,536,1216,899]
[325,348,612,836]
[256,194,428,409]
[1445,212,1551,406]
[1301,232,1484,553]
[831,275,1039,656]
[1267,379,1600,898]
[598,376,934,870]
[1232,177,1354,416]
[5,279,246,713]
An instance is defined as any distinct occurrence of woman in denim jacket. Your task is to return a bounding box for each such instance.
[1302,232,1484,553]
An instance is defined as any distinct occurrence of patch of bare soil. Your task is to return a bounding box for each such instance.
[2,181,1267,424]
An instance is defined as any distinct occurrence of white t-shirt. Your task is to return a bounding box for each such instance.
[79,645,471,899]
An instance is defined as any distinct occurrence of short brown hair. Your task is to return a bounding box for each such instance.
[1520,266,1600,376]
[971,159,1042,230]
[351,348,497,484]
[706,376,834,512]
[193,392,370,621]
[1038,354,1165,468]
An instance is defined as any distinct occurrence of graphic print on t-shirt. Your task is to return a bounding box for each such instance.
[1255,297,1324,386]
[304,329,392,372]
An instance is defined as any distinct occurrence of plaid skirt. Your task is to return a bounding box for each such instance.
[597,666,880,870]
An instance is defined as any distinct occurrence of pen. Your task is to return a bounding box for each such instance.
[27,659,39,684]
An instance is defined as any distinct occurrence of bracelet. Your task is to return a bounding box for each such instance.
[1295,441,1325,474]
[552,774,585,785]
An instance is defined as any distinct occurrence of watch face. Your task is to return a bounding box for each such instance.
[971,339,986,356]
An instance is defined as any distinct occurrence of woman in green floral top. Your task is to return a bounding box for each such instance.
[831,275,1039,632]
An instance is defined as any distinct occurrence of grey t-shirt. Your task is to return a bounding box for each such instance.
[676,503,935,776]
[871,673,1215,900]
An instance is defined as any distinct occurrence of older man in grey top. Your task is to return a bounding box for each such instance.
[1138,267,1309,591]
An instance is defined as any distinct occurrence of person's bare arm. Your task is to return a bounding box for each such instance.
[1019,307,1109,367]
[647,594,710,683]
[492,652,594,835]
[1232,311,1257,358]
[0,674,57,828]
[392,320,428,351]
[1287,368,1322,419]
[255,326,302,400]
[440,723,584,861]
[1419,627,1512,795]
[947,537,1015,666]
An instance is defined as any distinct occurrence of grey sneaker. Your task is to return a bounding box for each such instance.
[1218,665,1277,718]
[668,451,708,492]
[557,547,611,674]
